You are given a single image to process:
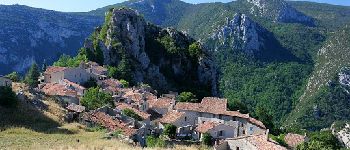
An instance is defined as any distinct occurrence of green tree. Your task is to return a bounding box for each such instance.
[80,87,113,110]
[24,63,40,87]
[163,124,177,139]
[177,92,197,103]
[82,78,98,88]
[122,108,142,121]
[5,72,20,82]
[119,79,129,88]
[0,86,18,108]
[188,42,202,57]
[228,100,249,114]
[255,106,277,135]
[202,132,213,146]
[297,131,341,150]
[107,66,118,78]
[146,136,166,148]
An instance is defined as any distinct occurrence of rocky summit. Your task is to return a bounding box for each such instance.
[84,8,217,96]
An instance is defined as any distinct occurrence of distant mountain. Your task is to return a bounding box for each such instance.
[0,5,103,75]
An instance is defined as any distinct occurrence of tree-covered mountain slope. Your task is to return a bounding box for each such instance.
[285,26,350,131]
[0,5,102,75]
[79,8,216,97]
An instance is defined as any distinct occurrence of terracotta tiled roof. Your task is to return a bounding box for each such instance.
[159,110,185,124]
[151,97,174,109]
[284,133,306,148]
[83,112,137,137]
[61,79,86,91]
[116,103,150,120]
[175,97,227,115]
[45,66,67,74]
[196,121,221,133]
[101,79,122,88]
[42,83,77,97]
[248,117,266,129]
[246,134,287,150]
[66,103,85,113]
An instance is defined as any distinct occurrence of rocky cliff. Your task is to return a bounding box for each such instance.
[243,0,314,25]
[84,8,217,96]
[0,5,102,75]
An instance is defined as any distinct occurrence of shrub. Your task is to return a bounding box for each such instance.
[188,42,202,57]
[0,86,18,108]
[82,78,98,88]
[122,108,142,121]
[119,79,129,88]
[163,124,177,139]
[202,132,213,146]
[297,131,342,150]
[5,72,20,82]
[177,92,197,103]
[80,87,113,110]
[146,136,166,148]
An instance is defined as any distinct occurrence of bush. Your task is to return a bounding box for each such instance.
[80,87,113,110]
[0,86,18,108]
[5,72,20,82]
[146,136,166,148]
[122,108,143,121]
[297,131,342,150]
[163,124,177,139]
[177,92,197,103]
[270,134,288,147]
[202,132,213,146]
[188,42,202,57]
[119,79,129,88]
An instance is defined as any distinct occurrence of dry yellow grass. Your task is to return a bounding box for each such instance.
[0,124,202,150]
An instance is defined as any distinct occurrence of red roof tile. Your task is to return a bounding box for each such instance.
[196,121,221,133]
[45,66,67,74]
[42,83,77,97]
[246,134,287,150]
[84,112,137,137]
[116,103,151,120]
[159,110,185,124]
[284,133,306,148]
[151,97,174,109]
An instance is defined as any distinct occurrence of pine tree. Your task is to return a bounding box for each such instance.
[24,63,40,87]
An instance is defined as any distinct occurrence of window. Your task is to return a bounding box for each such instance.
[250,127,254,131]
[218,131,224,137]
[184,117,187,121]
[243,129,246,135]
[236,147,240,150]
[219,114,222,119]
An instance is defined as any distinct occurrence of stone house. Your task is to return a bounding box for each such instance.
[0,76,12,87]
[149,97,175,115]
[195,121,238,140]
[44,66,91,84]
[174,97,266,139]
[80,61,108,80]
[214,132,287,150]
[159,110,193,137]
[41,82,80,105]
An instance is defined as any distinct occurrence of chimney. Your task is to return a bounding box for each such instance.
[265,129,269,140]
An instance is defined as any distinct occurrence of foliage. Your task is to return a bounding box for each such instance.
[107,66,118,78]
[53,48,88,67]
[80,87,113,110]
[5,72,20,82]
[85,125,107,132]
[158,35,179,54]
[177,92,197,103]
[227,100,249,114]
[221,62,312,127]
[82,78,98,88]
[297,131,342,150]
[188,42,202,57]
[163,124,177,139]
[99,10,113,43]
[202,133,213,146]
[146,136,166,148]
[122,108,142,121]
[270,134,288,147]
[24,63,40,88]
[111,130,124,138]
[0,86,18,108]
[119,79,129,88]
[255,106,278,135]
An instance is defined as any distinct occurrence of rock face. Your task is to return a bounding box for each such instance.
[0,5,102,75]
[332,123,350,148]
[85,8,217,95]
[245,0,314,25]
[208,13,265,55]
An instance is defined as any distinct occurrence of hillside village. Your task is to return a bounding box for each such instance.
[0,60,310,150]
